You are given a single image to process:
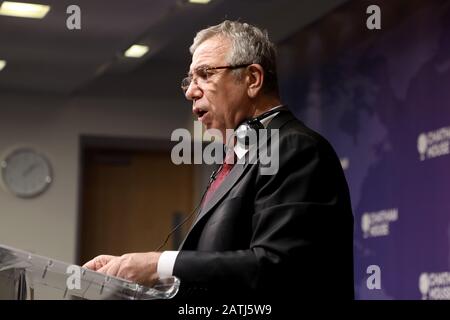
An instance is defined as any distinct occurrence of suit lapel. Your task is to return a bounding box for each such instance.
[179,109,297,249]
[178,161,250,249]
[194,110,296,224]
[194,160,249,226]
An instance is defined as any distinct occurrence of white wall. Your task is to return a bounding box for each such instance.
[0,93,192,298]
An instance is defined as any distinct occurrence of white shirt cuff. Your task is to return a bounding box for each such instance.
[157,251,179,278]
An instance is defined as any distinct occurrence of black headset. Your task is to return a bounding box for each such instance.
[234,105,286,145]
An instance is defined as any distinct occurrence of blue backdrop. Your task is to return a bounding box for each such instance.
[278,0,450,299]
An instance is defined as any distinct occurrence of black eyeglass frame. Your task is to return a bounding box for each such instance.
[181,63,252,93]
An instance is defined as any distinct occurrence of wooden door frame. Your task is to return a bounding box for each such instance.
[75,135,183,265]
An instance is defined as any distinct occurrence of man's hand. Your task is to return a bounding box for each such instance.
[82,254,116,271]
[82,252,162,288]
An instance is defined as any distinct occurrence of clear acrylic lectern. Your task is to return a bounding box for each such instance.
[0,244,179,300]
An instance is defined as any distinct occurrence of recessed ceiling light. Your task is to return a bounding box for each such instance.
[0,60,6,71]
[189,0,211,4]
[0,1,50,19]
[124,45,149,58]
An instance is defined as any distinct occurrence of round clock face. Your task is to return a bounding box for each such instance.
[1,148,53,198]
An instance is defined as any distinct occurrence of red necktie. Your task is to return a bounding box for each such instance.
[202,151,236,206]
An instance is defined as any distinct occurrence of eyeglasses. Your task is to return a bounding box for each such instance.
[181,63,252,94]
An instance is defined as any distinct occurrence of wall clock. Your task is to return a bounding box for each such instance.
[1,148,53,198]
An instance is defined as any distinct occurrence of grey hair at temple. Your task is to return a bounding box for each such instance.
[190,20,280,96]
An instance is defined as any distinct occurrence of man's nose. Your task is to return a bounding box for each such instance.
[185,81,202,101]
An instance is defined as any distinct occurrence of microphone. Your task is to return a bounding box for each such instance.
[209,167,220,184]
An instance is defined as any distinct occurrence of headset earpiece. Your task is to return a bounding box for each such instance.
[236,119,264,143]
[235,106,286,146]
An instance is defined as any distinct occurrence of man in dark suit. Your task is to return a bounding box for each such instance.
[84,20,354,301]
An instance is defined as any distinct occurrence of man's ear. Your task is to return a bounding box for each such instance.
[246,64,264,98]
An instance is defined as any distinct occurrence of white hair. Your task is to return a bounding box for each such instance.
[190,20,279,94]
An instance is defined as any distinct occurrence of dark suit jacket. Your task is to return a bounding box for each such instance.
[173,110,354,302]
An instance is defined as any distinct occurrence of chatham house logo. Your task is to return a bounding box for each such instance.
[419,272,450,300]
[417,126,450,161]
[361,208,398,238]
